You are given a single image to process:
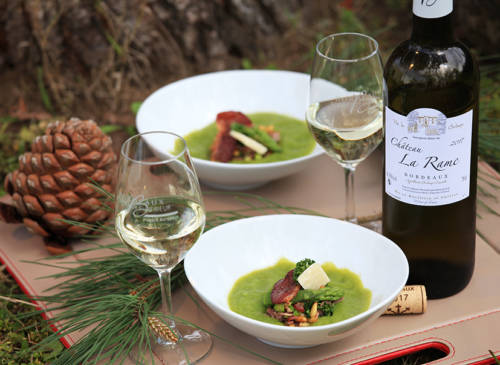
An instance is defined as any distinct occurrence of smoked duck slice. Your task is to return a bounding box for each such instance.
[271,269,300,304]
[210,111,252,162]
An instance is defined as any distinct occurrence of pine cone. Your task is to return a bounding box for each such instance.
[3,118,117,246]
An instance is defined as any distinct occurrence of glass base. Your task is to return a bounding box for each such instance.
[345,217,382,233]
[131,323,212,364]
[359,219,382,233]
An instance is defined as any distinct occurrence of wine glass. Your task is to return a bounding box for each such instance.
[306,32,385,229]
[114,131,212,364]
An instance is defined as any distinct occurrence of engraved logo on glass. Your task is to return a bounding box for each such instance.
[129,196,179,228]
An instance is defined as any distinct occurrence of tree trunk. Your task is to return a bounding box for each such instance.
[0,0,338,117]
[0,0,495,119]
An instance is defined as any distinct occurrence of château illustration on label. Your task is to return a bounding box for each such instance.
[382,0,479,298]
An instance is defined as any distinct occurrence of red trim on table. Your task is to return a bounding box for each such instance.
[307,309,500,364]
[308,337,455,365]
[468,357,500,365]
[0,246,75,348]
[450,349,500,365]
[350,341,450,365]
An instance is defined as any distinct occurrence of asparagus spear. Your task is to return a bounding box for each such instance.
[292,286,344,303]
[231,123,282,152]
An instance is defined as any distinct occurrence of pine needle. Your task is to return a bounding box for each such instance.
[19,193,314,364]
[36,66,54,113]
[478,61,500,165]
[17,191,499,363]
[0,295,37,307]
[489,350,500,365]
[477,200,500,217]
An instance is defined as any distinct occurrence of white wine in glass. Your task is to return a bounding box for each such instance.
[115,131,211,364]
[307,33,385,227]
[307,94,383,166]
[116,196,205,269]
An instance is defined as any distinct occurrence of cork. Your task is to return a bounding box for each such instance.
[384,285,427,315]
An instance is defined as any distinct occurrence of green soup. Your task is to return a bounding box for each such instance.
[178,113,316,163]
[227,258,371,326]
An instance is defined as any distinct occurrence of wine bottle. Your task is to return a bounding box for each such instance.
[382,0,479,299]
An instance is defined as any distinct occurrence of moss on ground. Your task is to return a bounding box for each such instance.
[0,267,64,365]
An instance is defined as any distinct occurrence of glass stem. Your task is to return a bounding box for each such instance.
[157,268,175,323]
[344,166,357,224]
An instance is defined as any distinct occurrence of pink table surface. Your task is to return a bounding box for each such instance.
[1,152,499,364]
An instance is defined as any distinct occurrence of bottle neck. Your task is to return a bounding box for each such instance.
[411,13,454,44]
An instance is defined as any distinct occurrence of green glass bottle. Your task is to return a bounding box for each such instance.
[382,0,479,299]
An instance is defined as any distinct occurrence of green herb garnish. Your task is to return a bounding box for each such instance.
[292,258,315,281]
[273,303,285,312]
[317,301,336,316]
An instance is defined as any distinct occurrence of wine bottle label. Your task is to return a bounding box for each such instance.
[413,0,452,19]
[385,107,472,206]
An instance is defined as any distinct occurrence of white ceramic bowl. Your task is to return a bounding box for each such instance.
[184,214,409,348]
[136,70,324,190]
